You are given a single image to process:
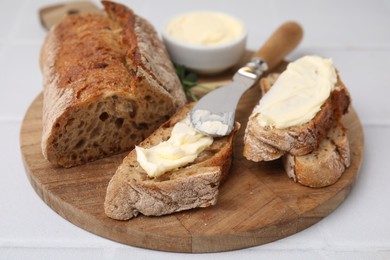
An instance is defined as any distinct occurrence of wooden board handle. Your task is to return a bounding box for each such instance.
[254,21,303,71]
[39,1,101,30]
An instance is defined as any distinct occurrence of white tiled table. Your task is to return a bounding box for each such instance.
[1,0,390,259]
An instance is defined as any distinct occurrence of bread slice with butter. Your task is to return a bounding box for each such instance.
[104,103,240,220]
[243,56,351,162]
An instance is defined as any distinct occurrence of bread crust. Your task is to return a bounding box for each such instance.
[40,1,186,167]
[243,72,350,162]
[104,103,240,220]
[283,121,351,188]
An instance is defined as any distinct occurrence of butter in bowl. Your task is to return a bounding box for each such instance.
[162,11,247,74]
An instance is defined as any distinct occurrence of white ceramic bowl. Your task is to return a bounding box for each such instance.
[161,13,247,75]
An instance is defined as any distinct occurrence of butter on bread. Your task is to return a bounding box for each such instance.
[244,56,352,188]
[40,1,186,168]
[243,68,350,162]
[104,103,240,220]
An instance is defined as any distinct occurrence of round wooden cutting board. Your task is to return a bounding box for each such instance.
[20,69,364,253]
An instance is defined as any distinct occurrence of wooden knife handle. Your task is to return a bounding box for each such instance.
[254,21,303,71]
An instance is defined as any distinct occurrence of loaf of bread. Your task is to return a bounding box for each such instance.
[104,103,240,220]
[40,1,187,167]
[283,121,350,188]
[243,71,350,162]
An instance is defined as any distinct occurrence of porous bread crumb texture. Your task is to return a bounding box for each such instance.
[46,94,172,167]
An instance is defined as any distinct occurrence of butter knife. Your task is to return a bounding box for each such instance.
[190,21,303,137]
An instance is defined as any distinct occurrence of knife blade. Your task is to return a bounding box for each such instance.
[190,21,303,137]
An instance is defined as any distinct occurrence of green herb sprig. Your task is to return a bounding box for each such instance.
[175,65,211,101]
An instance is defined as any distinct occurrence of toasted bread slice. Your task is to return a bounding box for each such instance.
[243,72,350,162]
[283,121,350,188]
[104,103,240,220]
